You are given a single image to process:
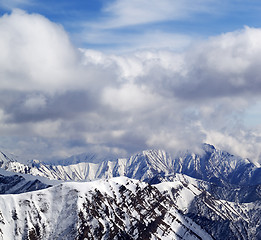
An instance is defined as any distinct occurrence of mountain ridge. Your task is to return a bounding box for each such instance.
[1,144,261,239]
[1,174,261,239]
[0,176,214,240]
[0,144,260,187]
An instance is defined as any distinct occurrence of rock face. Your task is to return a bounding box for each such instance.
[0,177,213,240]
[0,174,51,194]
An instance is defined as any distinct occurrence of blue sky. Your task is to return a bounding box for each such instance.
[1,0,261,50]
[1,0,261,163]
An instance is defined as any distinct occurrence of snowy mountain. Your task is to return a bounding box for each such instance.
[1,145,261,239]
[172,144,259,186]
[0,149,173,182]
[0,177,213,240]
[1,144,260,186]
[156,174,261,239]
[1,175,261,239]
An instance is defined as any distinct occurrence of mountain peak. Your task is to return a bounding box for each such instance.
[202,143,216,152]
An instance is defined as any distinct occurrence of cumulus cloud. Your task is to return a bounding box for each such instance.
[0,9,79,92]
[1,10,261,163]
[77,27,261,163]
[174,27,261,99]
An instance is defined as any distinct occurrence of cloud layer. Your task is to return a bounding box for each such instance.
[1,10,261,163]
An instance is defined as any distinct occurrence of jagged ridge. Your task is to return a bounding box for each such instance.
[0,177,213,240]
[1,145,261,187]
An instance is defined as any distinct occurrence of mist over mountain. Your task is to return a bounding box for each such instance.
[1,144,260,186]
[1,1,261,239]
[1,9,261,166]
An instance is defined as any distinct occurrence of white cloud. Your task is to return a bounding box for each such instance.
[0,9,80,92]
[32,120,61,138]
[204,129,261,165]
[78,0,213,51]
[102,83,161,112]
[2,10,261,163]
[101,0,215,28]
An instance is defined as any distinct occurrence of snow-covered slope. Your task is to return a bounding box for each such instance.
[155,173,261,240]
[1,145,261,187]
[172,144,258,186]
[0,149,174,182]
[1,145,261,239]
[0,167,61,194]
[1,174,261,240]
[0,177,213,240]
[0,174,50,194]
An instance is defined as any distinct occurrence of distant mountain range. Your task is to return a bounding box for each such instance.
[1,144,260,186]
[0,144,261,239]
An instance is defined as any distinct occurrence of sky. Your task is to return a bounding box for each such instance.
[1,0,261,163]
